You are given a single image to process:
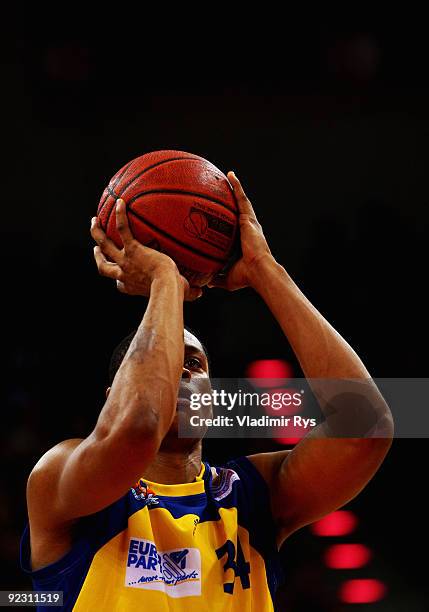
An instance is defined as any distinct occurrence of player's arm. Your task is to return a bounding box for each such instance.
[209,173,394,546]
[27,200,202,527]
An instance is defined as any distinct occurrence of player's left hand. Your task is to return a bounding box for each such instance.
[207,172,274,291]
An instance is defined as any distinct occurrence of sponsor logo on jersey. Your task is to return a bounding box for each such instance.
[212,468,240,501]
[131,479,159,506]
[126,538,201,597]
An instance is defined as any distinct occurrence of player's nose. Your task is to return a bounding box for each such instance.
[181,367,192,381]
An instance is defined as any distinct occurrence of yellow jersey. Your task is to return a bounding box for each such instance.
[21,457,283,610]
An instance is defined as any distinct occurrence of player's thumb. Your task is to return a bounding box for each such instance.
[186,286,204,301]
[207,275,228,289]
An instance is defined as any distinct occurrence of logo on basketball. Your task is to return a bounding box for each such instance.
[184,211,208,238]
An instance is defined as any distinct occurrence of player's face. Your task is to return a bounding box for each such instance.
[105,330,211,447]
[164,329,212,444]
[181,329,210,383]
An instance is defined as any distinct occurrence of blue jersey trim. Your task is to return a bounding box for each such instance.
[20,524,91,582]
[20,525,94,611]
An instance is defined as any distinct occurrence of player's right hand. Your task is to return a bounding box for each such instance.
[90,199,202,301]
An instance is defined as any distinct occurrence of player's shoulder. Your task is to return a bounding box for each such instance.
[212,452,289,499]
[245,450,292,489]
[25,440,85,570]
[29,439,83,477]
[27,439,84,502]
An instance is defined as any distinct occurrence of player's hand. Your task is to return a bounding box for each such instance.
[90,199,202,301]
[207,172,274,291]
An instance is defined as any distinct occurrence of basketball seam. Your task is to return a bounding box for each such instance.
[117,156,204,197]
[113,159,134,188]
[100,191,117,232]
[99,157,199,222]
[127,208,228,264]
[98,160,133,214]
[128,189,238,215]
[107,185,117,200]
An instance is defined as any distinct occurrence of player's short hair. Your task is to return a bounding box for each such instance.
[108,326,209,385]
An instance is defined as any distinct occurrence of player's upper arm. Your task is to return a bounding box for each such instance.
[248,436,392,547]
[27,418,161,527]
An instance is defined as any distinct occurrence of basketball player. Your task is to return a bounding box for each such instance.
[21,172,393,611]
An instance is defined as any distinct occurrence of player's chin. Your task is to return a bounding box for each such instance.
[163,408,207,444]
[165,409,185,438]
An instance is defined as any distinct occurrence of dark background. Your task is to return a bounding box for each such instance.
[1,27,428,611]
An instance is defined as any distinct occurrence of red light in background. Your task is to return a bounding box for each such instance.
[275,437,300,446]
[246,359,293,386]
[310,511,358,536]
[274,421,307,445]
[339,579,387,604]
[324,544,372,569]
[263,388,304,417]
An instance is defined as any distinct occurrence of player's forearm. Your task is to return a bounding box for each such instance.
[99,269,185,443]
[47,271,185,521]
[250,257,393,437]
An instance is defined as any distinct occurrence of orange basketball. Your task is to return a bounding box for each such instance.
[97,150,239,286]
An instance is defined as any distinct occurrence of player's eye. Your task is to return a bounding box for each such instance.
[185,357,202,370]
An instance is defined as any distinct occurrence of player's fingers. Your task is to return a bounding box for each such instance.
[207,275,228,289]
[91,217,122,262]
[115,199,135,248]
[227,171,256,218]
[186,286,203,301]
[93,246,122,280]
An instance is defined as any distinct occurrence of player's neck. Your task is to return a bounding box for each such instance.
[143,442,202,485]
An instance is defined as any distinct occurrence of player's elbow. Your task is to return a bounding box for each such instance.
[350,405,394,450]
[341,421,394,474]
[346,435,393,461]
[375,408,394,440]
[324,389,394,440]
